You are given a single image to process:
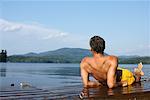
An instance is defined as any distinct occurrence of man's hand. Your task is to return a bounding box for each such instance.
[121,81,128,87]
[79,88,89,99]
[116,81,128,87]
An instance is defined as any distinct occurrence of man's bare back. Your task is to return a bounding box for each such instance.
[81,53,118,88]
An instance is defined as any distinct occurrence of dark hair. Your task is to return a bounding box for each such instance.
[90,36,105,54]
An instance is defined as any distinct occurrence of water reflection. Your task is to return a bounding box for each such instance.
[79,82,144,99]
[0,63,7,77]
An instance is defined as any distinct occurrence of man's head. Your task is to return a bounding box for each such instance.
[90,36,105,54]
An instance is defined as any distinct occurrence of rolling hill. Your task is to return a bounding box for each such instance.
[8,48,92,63]
[8,48,150,64]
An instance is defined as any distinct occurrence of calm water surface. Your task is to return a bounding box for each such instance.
[0,63,150,91]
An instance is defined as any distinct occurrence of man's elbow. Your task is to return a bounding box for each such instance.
[83,82,90,88]
[108,83,115,88]
[83,84,88,88]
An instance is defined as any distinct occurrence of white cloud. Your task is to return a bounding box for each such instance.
[0,19,22,32]
[0,18,87,55]
[0,18,68,39]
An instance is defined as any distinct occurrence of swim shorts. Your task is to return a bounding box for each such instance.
[116,67,135,85]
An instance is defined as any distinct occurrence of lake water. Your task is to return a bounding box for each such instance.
[0,63,150,99]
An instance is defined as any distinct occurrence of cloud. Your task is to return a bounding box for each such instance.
[0,18,68,39]
[0,19,22,32]
[42,32,67,40]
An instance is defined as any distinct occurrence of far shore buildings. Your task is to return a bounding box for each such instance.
[0,50,7,62]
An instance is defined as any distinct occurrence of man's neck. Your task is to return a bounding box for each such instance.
[93,53,104,58]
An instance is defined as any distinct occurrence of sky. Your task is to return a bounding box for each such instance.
[0,0,149,56]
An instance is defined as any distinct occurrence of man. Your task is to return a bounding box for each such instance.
[80,36,144,88]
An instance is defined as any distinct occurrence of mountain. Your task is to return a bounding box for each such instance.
[23,52,38,56]
[8,48,92,63]
[25,48,92,57]
[8,48,150,64]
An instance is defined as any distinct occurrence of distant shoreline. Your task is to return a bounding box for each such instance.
[5,48,150,64]
[2,61,150,64]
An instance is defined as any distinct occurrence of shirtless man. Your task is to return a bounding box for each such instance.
[80,36,144,88]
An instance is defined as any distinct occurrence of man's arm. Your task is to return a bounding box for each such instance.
[80,57,101,88]
[107,56,128,88]
[107,56,118,88]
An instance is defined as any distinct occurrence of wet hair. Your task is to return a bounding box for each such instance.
[90,36,105,54]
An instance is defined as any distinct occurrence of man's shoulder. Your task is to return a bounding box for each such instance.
[107,55,118,60]
[105,55,118,64]
[81,57,93,63]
